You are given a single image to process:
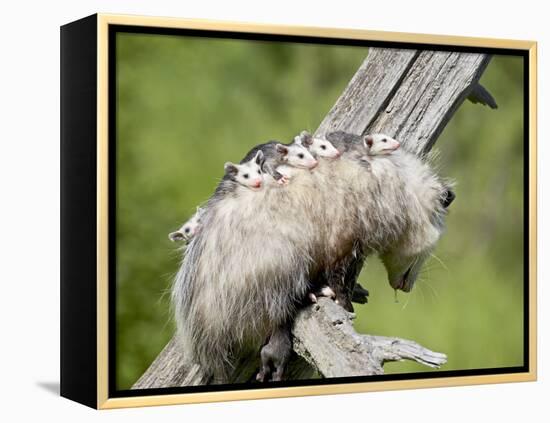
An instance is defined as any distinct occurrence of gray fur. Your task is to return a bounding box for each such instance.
[241,141,288,181]
[325,130,363,153]
[256,323,292,382]
[172,137,453,382]
[241,139,317,183]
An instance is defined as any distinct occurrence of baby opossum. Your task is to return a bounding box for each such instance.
[294,130,341,159]
[223,150,265,192]
[358,133,401,171]
[172,132,454,383]
[275,130,341,184]
[168,207,205,242]
[169,150,266,243]
[363,133,401,155]
[242,138,318,185]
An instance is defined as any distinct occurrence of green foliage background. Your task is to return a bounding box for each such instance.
[116,32,524,389]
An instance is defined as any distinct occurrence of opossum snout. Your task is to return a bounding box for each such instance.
[309,159,319,169]
[252,179,262,189]
[391,266,412,292]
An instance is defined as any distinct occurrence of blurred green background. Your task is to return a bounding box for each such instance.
[116,32,524,390]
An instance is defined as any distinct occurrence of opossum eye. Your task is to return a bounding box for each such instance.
[298,153,304,159]
[382,138,387,143]
[243,174,249,179]
[184,228,190,233]
[321,145,327,150]
[257,170,261,174]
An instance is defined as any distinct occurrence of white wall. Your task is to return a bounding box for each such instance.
[0,0,546,421]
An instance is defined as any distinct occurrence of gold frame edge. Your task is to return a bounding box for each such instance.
[95,13,538,410]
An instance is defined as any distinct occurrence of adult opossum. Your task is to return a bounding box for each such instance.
[172,132,454,382]
[172,146,319,382]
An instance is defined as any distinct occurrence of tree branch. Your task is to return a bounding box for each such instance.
[292,298,447,377]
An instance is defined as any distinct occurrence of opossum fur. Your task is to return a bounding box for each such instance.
[172,141,451,381]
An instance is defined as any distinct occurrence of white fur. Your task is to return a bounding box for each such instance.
[364,133,401,156]
[224,151,264,190]
[295,132,341,159]
[310,137,341,158]
[281,143,318,169]
[172,146,450,380]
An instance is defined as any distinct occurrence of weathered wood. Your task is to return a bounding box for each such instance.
[292,298,447,377]
[132,47,494,389]
[367,51,492,155]
[132,338,206,389]
[316,48,419,135]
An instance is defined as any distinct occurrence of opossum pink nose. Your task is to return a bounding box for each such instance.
[335,150,341,158]
[253,180,262,188]
[395,141,401,148]
[310,160,319,169]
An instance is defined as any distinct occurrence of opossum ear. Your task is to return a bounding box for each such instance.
[300,130,313,147]
[441,189,455,208]
[224,162,239,176]
[254,150,265,166]
[275,144,289,156]
[364,135,374,148]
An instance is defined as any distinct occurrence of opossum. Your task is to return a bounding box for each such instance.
[275,130,341,185]
[172,145,318,382]
[357,133,401,172]
[294,130,341,159]
[242,138,318,186]
[168,150,266,243]
[172,132,454,382]
[306,132,399,304]
[223,150,265,191]
[168,207,205,242]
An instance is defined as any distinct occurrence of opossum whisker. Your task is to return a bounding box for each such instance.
[417,280,427,305]
[416,276,440,302]
[401,289,414,310]
[429,252,449,271]
[424,280,441,301]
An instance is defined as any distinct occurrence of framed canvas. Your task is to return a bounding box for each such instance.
[60,13,537,409]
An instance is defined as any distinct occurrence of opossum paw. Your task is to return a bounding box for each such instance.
[308,286,337,304]
[256,367,270,383]
[271,366,285,382]
[277,176,290,186]
[352,283,370,304]
[320,286,336,299]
